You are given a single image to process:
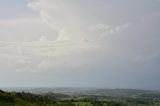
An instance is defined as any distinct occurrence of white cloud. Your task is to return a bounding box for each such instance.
[27,0,87,42]
[0,36,97,72]
[90,23,131,37]
[0,17,57,41]
[0,0,101,72]
[27,0,78,29]
[0,0,132,73]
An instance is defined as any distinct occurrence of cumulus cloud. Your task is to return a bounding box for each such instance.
[27,0,81,37]
[0,0,101,73]
[27,0,131,41]
[26,0,131,44]
[0,0,132,73]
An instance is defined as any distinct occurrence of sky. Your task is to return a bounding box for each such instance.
[0,0,160,89]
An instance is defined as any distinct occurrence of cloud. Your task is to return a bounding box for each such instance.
[0,0,160,88]
[0,36,97,72]
[26,0,133,41]
[0,0,132,73]
[0,17,58,41]
[0,0,101,73]
[27,0,79,31]
[90,23,131,37]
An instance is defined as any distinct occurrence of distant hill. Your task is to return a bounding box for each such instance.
[79,88,160,97]
[1,88,160,106]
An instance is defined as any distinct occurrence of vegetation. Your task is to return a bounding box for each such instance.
[0,89,160,106]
